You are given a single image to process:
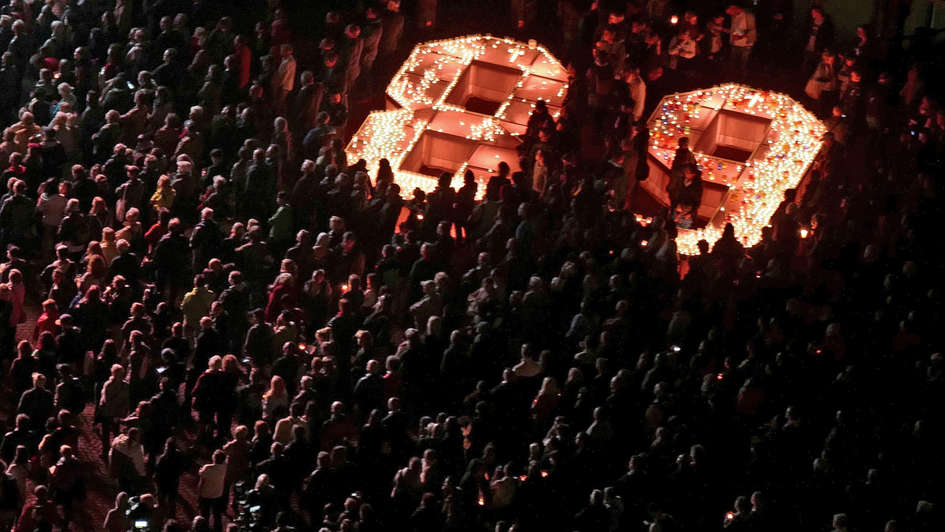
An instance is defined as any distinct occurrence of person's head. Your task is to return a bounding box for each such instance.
[833,513,849,529]
[726,3,744,16]
[420,242,433,260]
[857,24,870,41]
[168,217,183,234]
[41,298,57,314]
[734,495,750,514]
[497,161,510,177]
[32,372,47,389]
[12,444,28,464]
[268,375,286,395]
[811,6,825,24]
[323,50,339,69]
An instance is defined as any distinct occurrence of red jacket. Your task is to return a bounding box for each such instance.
[33,309,60,341]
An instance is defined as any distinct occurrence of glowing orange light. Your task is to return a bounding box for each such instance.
[641,240,648,247]
[341,284,349,293]
[716,373,724,381]
[477,495,485,506]
[644,84,826,254]
[725,512,735,521]
[346,35,568,199]
[670,15,679,24]
[540,471,548,478]
[518,475,527,481]
[416,213,424,221]
[799,228,809,238]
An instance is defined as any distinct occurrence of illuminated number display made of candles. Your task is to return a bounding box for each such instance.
[642,84,826,254]
[346,35,569,199]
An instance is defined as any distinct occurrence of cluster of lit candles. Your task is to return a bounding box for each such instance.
[646,84,826,254]
[346,35,569,195]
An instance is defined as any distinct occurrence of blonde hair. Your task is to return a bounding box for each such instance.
[263,376,286,399]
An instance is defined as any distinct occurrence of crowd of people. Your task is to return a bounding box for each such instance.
[0,0,942,531]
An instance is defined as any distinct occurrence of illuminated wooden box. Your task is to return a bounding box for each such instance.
[347,35,569,196]
[642,84,826,254]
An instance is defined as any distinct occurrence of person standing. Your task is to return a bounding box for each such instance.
[154,438,184,518]
[274,45,296,117]
[341,25,363,99]
[197,450,228,531]
[804,49,838,118]
[726,3,757,79]
[417,0,438,31]
[801,7,834,76]
[379,0,405,63]
[360,6,384,82]
[625,67,647,124]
